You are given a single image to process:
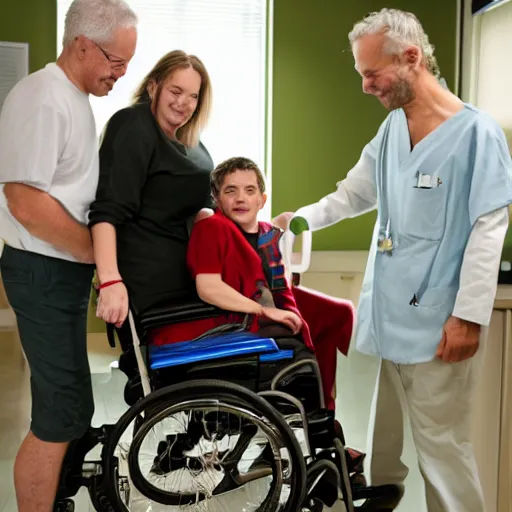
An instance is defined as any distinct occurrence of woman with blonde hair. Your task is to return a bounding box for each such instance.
[89,50,214,326]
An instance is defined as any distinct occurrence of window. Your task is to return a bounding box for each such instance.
[471,0,512,145]
[462,0,512,143]
[57,0,272,218]
[462,0,512,258]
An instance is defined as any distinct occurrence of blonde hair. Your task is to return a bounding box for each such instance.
[349,8,440,79]
[133,50,212,147]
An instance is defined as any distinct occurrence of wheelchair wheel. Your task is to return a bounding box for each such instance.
[103,379,307,511]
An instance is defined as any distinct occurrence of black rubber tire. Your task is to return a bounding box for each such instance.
[353,483,405,510]
[305,458,342,508]
[103,379,307,512]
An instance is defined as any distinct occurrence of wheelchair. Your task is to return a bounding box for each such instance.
[53,231,404,512]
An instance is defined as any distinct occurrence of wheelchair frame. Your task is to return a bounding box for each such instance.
[54,298,404,512]
[53,230,404,511]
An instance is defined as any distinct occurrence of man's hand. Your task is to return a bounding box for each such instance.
[77,242,95,264]
[273,212,294,231]
[436,316,480,363]
[4,183,94,263]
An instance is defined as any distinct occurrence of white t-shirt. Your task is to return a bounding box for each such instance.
[0,62,99,262]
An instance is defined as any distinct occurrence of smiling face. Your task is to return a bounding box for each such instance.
[216,170,267,233]
[149,66,202,138]
[353,33,416,111]
[81,26,137,97]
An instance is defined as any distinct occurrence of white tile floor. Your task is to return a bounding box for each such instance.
[336,350,427,512]
[0,329,427,512]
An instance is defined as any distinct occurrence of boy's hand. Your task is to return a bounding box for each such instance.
[262,307,303,334]
[194,208,215,224]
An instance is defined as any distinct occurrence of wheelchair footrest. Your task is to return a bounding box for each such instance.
[148,331,280,370]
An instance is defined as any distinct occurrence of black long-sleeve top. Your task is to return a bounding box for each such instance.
[88,102,214,313]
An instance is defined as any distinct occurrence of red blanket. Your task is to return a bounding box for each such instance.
[292,286,355,410]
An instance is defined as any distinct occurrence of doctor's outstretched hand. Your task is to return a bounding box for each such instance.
[273,212,294,231]
[436,316,480,363]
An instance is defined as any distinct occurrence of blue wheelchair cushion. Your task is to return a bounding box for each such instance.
[148,331,283,370]
[260,350,295,362]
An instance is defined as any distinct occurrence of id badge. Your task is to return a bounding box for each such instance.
[377,235,393,253]
[415,172,442,189]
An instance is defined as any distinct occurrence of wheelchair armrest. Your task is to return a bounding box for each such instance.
[104,296,234,351]
[138,297,225,332]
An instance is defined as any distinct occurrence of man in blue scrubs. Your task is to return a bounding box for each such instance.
[274,8,512,512]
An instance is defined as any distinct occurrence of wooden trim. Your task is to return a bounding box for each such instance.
[495,286,512,310]
[494,299,512,310]
[498,310,512,511]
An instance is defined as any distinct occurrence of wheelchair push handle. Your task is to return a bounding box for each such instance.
[280,221,312,278]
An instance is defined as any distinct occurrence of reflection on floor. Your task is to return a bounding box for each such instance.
[0,330,427,512]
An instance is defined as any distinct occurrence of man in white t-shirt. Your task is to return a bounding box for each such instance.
[0,1,137,510]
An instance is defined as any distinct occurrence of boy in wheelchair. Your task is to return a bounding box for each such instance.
[134,157,382,504]
[54,160,404,511]
[151,157,348,411]
[150,156,317,388]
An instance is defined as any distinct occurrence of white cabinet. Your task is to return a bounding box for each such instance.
[472,291,512,512]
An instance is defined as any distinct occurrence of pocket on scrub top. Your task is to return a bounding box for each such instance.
[400,185,447,241]
[418,286,458,309]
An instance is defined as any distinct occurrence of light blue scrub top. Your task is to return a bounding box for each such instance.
[356,104,512,363]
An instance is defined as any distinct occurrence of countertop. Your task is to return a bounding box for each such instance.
[494,285,512,310]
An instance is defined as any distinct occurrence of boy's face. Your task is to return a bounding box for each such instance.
[216,169,267,232]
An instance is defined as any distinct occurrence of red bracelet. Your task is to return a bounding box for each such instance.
[99,279,123,290]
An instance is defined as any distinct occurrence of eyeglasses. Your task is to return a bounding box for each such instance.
[91,41,127,71]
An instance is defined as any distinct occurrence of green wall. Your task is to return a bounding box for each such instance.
[271,0,459,250]
[0,0,459,330]
[1,0,57,73]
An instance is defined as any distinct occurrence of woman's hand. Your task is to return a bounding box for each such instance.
[194,208,215,224]
[261,307,303,334]
[96,281,129,328]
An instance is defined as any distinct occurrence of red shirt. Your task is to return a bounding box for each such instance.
[150,211,312,348]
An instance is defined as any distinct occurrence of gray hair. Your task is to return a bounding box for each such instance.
[348,8,440,79]
[63,0,138,46]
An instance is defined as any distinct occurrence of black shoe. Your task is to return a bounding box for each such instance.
[54,499,75,512]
